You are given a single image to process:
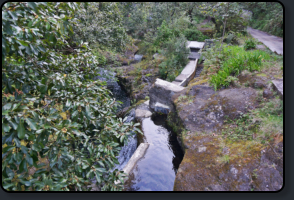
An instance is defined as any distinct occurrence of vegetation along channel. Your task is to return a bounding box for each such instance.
[2,2,283,191]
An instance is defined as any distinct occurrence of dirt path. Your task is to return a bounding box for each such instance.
[247,27,283,55]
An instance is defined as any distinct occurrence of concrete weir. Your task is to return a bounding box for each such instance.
[115,143,149,184]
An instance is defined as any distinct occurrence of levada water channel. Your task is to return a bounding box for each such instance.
[94,56,184,191]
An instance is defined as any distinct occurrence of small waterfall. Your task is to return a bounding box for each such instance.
[94,68,138,172]
[112,109,137,171]
[94,68,130,112]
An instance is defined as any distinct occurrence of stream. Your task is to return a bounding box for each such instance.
[95,54,184,191]
[123,115,184,191]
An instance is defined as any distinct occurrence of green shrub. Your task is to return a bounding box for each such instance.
[244,38,256,50]
[183,28,210,42]
[2,2,139,191]
[154,20,176,47]
[92,50,107,66]
[159,34,190,81]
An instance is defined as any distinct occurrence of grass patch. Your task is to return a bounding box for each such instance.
[222,97,283,143]
[202,44,272,90]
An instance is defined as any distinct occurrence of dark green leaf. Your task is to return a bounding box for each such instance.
[46,22,50,30]
[2,146,15,153]
[25,154,34,166]
[19,159,27,173]
[95,172,101,183]
[3,123,11,132]
[28,2,37,11]
[17,120,25,139]
[25,118,37,130]
[8,11,18,21]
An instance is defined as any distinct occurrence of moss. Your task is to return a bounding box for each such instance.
[256,73,267,77]
[185,78,209,95]
[167,110,185,138]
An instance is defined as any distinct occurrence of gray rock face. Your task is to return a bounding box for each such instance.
[170,84,282,191]
[149,78,185,112]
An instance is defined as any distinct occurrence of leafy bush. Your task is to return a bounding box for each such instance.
[92,50,107,66]
[2,2,140,191]
[154,20,179,47]
[158,34,190,81]
[73,2,130,52]
[247,2,283,37]
[244,38,256,50]
[183,28,209,42]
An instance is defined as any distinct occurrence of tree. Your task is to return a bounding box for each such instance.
[73,2,130,52]
[2,2,140,191]
[241,2,283,37]
[200,2,245,49]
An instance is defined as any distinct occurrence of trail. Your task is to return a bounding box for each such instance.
[247,27,283,55]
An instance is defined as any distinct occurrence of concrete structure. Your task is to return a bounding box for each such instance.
[171,41,206,87]
[149,78,185,113]
[187,41,205,49]
[247,27,283,55]
[272,79,283,98]
[114,143,149,185]
[154,102,170,114]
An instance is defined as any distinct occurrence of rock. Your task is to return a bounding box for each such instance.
[253,81,266,89]
[142,76,151,83]
[152,53,164,61]
[198,146,207,153]
[149,78,185,112]
[173,135,283,191]
[116,106,131,118]
[263,89,273,99]
[168,84,283,191]
[135,109,152,119]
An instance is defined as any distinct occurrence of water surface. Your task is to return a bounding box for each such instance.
[124,115,184,191]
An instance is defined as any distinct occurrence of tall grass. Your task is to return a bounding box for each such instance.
[209,46,271,90]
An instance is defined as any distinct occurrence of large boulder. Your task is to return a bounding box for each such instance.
[167,83,282,191]
[174,135,283,191]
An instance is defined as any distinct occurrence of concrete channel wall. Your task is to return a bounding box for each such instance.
[114,143,149,185]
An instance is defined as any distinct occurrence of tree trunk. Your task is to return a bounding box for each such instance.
[220,19,227,50]
[220,2,230,51]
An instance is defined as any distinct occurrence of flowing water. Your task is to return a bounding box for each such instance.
[94,68,130,112]
[123,114,184,191]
